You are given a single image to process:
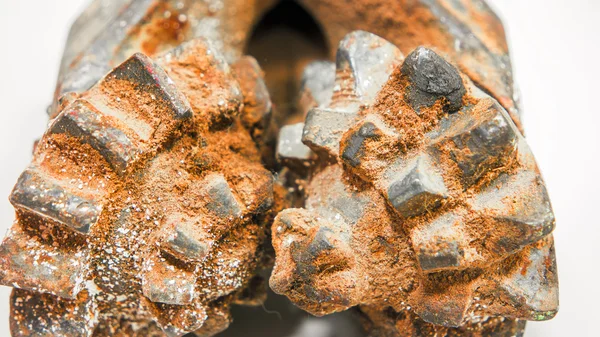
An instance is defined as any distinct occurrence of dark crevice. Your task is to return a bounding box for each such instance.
[246,0,330,124]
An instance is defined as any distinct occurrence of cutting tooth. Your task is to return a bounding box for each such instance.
[385,154,448,218]
[401,47,466,113]
[141,250,197,305]
[10,168,102,234]
[49,100,145,175]
[333,30,403,107]
[277,123,315,170]
[144,299,207,337]
[432,99,519,187]
[0,219,88,299]
[302,107,359,157]
[159,214,213,263]
[470,170,556,255]
[492,237,559,321]
[411,282,473,328]
[10,288,97,337]
[298,61,336,114]
[203,173,243,218]
[303,31,403,158]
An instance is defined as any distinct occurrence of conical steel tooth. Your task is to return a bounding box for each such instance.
[144,299,208,337]
[359,305,527,337]
[10,289,97,337]
[224,166,274,214]
[277,123,314,168]
[270,208,358,314]
[492,238,559,321]
[411,212,468,272]
[334,31,403,106]
[0,220,88,299]
[432,99,519,187]
[157,38,243,125]
[302,107,359,157]
[191,300,232,337]
[303,31,403,158]
[471,170,556,253]
[304,165,372,226]
[203,174,243,218]
[299,61,336,113]
[401,47,466,113]
[141,251,197,305]
[157,213,213,263]
[49,100,145,175]
[55,0,158,106]
[385,155,449,218]
[99,53,192,119]
[10,168,103,234]
[231,56,272,131]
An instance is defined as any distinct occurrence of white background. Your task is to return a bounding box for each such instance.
[0,0,598,336]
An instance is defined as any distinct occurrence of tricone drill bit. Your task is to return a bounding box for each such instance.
[0,1,557,336]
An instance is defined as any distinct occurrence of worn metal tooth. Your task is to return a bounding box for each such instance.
[232,56,272,130]
[412,284,473,327]
[493,238,559,321]
[10,168,103,234]
[402,47,466,113]
[203,174,243,218]
[302,107,359,157]
[54,0,158,106]
[10,289,97,337]
[341,121,380,168]
[471,170,556,253]
[160,214,212,263]
[277,123,314,168]
[103,53,192,119]
[227,167,274,214]
[411,212,467,272]
[271,208,357,313]
[49,100,143,174]
[141,251,197,305]
[191,300,232,337]
[445,100,518,186]
[305,165,371,226]
[385,155,448,218]
[334,30,403,106]
[299,61,336,112]
[340,115,398,170]
[0,221,88,299]
[145,299,208,337]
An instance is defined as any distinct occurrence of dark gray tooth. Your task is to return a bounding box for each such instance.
[10,169,102,234]
[0,221,88,299]
[10,289,96,337]
[449,102,518,186]
[49,100,141,174]
[277,123,314,166]
[162,217,211,263]
[386,155,448,218]
[302,107,359,157]
[300,61,336,108]
[336,30,403,105]
[54,0,157,104]
[107,53,192,119]
[494,239,559,321]
[141,252,197,305]
[340,121,379,167]
[472,170,555,254]
[402,47,466,113]
[204,174,242,218]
